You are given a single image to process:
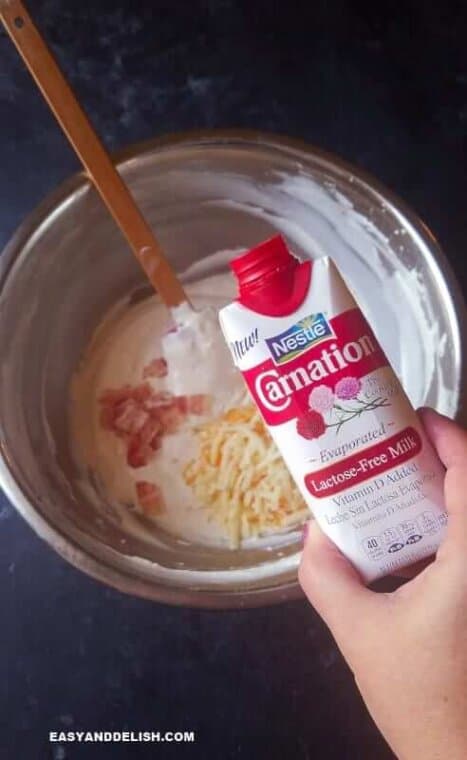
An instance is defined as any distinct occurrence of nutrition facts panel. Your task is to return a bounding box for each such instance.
[362,511,447,561]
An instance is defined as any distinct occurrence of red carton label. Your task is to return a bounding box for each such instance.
[305,426,422,497]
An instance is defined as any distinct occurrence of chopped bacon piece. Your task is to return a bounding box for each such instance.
[142,357,168,379]
[187,394,211,415]
[99,383,152,408]
[139,417,162,448]
[126,436,153,468]
[98,385,133,407]
[126,416,163,468]
[131,383,154,403]
[149,434,162,451]
[158,402,186,434]
[99,403,118,431]
[135,481,165,515]
[143,391,174,413]
[175,395,188,414]
[98,379,193,468]
[113,399,149,435]
[174,394,212,416]
[99,383,167,466]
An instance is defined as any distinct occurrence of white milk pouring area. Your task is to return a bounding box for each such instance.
[219,256,448,582]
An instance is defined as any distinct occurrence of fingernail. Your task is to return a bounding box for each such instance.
[302,521,309,544]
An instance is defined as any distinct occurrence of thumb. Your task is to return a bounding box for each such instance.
[299,521,386,654]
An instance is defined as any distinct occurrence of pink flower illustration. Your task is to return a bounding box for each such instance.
[308,385,334,413]
[335,376,362,400]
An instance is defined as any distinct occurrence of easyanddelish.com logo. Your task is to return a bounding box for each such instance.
[265,313,334,365]
[49,730,195,744]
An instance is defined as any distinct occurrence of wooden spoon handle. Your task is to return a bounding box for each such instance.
[0,0,188,309]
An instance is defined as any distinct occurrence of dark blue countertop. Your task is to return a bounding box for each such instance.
[1,2,466,758]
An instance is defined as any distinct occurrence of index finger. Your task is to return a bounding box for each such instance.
[418,408,467,550]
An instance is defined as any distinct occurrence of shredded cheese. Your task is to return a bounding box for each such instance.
[183,405,308,548]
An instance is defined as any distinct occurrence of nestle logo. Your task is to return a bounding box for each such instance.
[265,313,334,365]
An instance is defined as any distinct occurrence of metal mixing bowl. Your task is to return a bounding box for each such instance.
[0,131,464,607]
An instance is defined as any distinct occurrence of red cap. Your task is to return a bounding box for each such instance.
[230,235,297,289]
[229,235,311,316]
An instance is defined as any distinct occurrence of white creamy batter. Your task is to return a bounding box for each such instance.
[70,270,253,546]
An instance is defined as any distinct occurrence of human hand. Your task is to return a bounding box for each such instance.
[299,408,467,760]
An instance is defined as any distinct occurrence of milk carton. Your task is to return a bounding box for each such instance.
[219,235,447,581]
